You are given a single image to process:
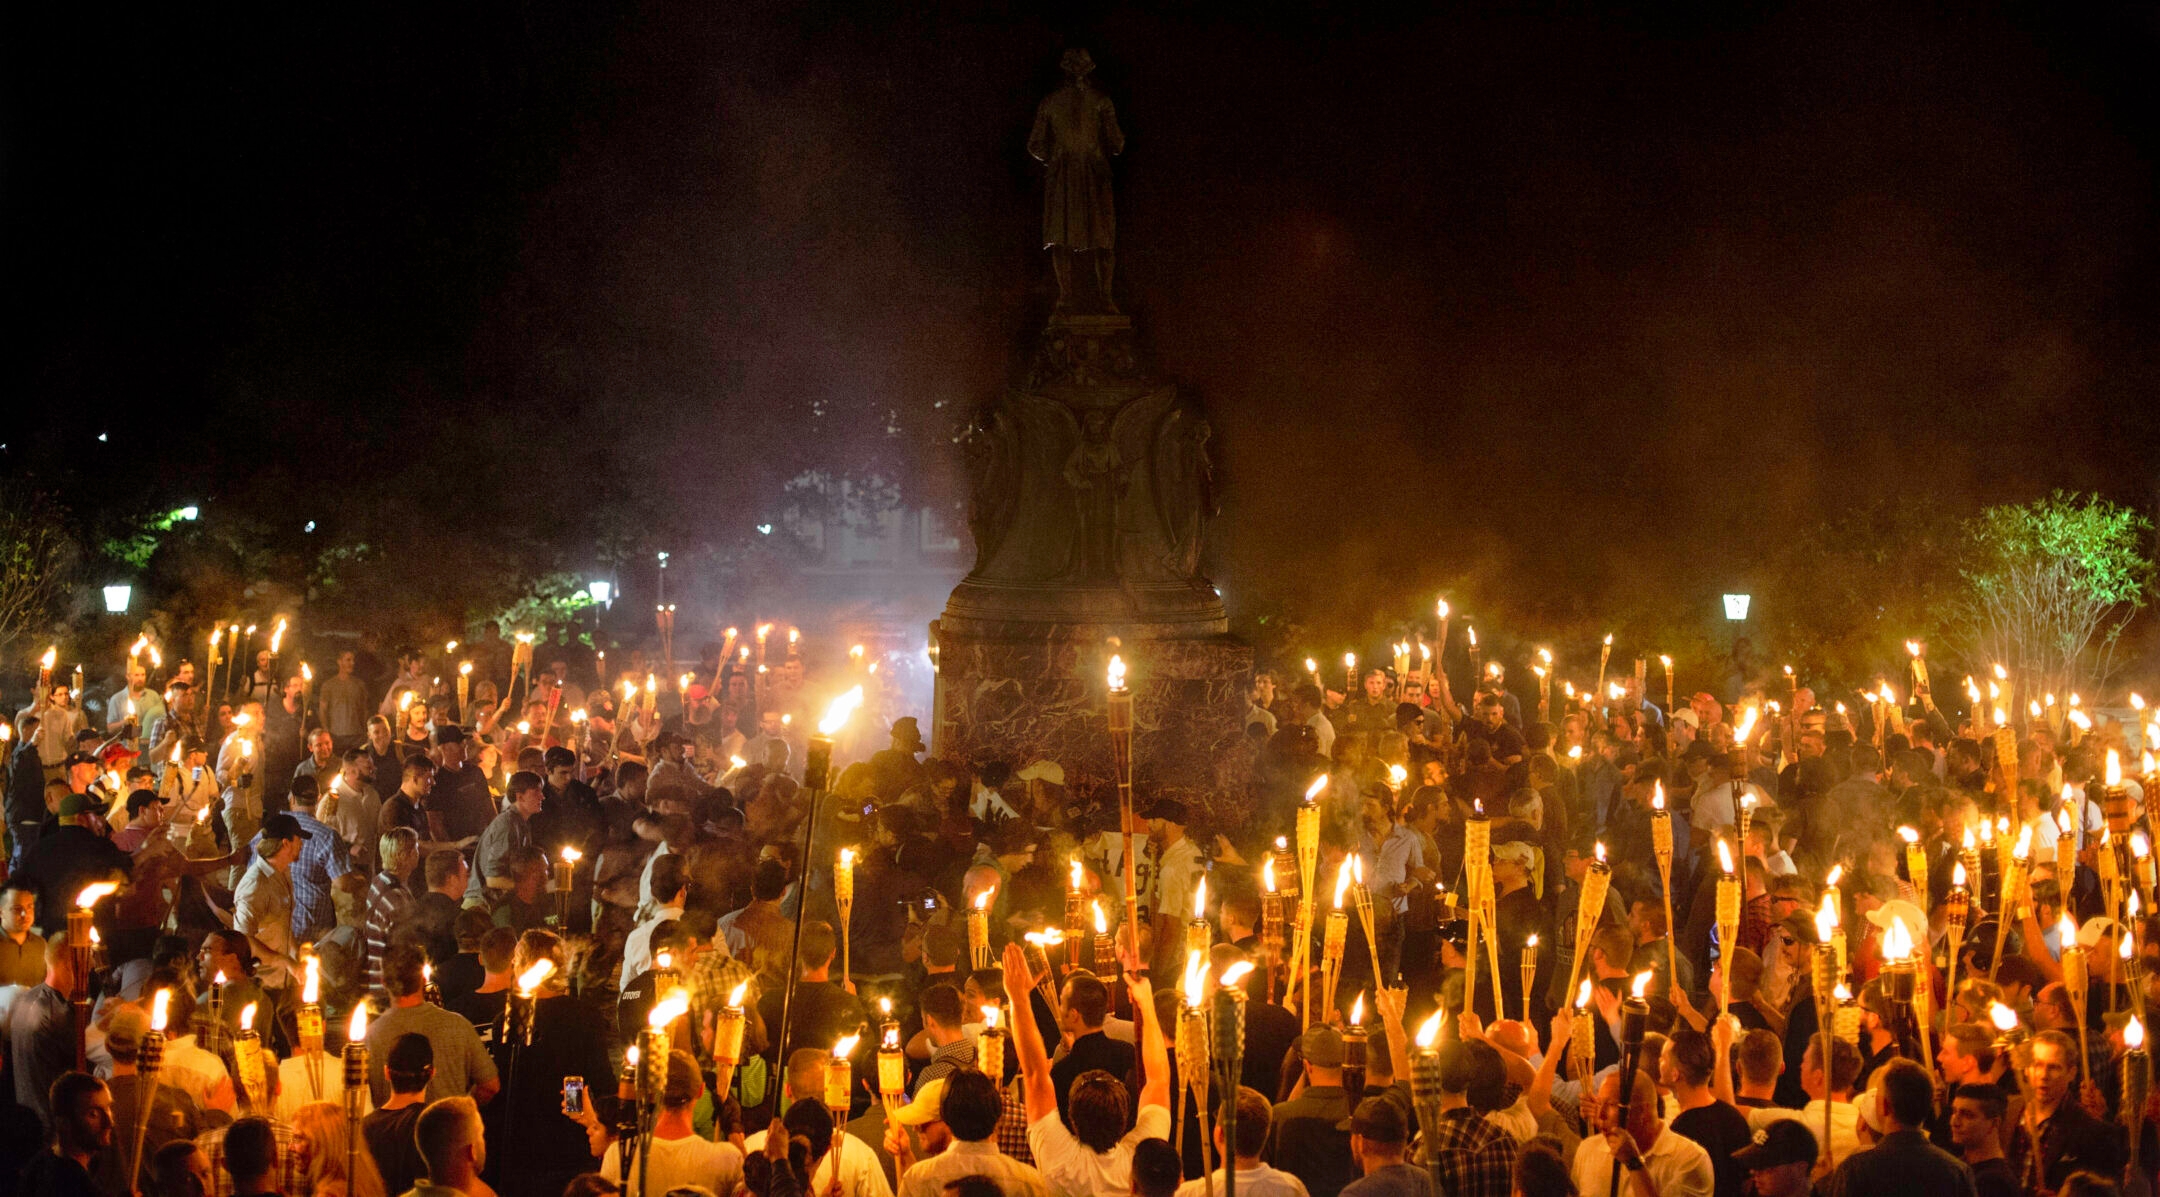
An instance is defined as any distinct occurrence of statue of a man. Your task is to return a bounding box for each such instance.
[1029,49,1124,314]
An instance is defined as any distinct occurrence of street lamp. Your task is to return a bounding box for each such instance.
[588,580,612,607]
[1722,593,1751,621]
[103,585,132,614]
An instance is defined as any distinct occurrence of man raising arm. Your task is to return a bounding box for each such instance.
[1002,942,1168,1197]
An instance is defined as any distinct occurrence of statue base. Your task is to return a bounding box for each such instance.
[930,619,1254,822]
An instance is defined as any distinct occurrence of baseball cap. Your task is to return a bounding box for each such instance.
[105,1007,151,1056]
[1141,800,1189,825]
[1298,1027,1345,1069]
[1492,841,1537,870]
[1015,760,1065,785]
[1732,1119,1818,1171]
[431,725,466,746]
[685,684,710,702]
[388,1032,435,1075]
[893,1077,946,1126]
[1669,708,1700,730]
[62,752,100,770]
[56,792,96,817]
[260,812,312,842]
[1852,1088,1885,1135]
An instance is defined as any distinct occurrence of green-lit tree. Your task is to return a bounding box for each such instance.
[0,488,77,655]
[1949,491,2155,703]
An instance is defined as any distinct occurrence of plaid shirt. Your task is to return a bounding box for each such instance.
[362,871,413,991]
[998,1076,1034,1165]
[1421,1106,1518,1197]
[1737,892,1776,957]
[249,809,351,943]
[197,1116,304,1197]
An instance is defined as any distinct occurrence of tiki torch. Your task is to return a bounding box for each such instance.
[128,988,170,1194]
[826,1033,860,1182]
[775,687,864,1072]
[877,999,905,1116]
[1609,971,1652,1197]
[1107,656,1140,956]
[1564,841,1612,1006]
[1520,935,1539,1026]
[1067,858,1089,973]
[711,980,751,1101]
[1324,857,1352,1018]
[976,1004,1006,1081]
[1177,951,1215,1182]
[1652,783,1677,993]
[2127,1015,2149,1174]
[1189,876,1213,959]
[968,889,993,971]
[1261,855,1285,1004]
[298,954,326,1098]
[1342,992,1368,1106]
[1294,778,1324,1026]
[1716,841,1740,1021]
[344,1003,369,1191]
[555,847,581,928]
[69,882,118,1069]
[234,1002,268,1111]
[1214,961,1253,1197]
[1898,826,1928,904]
[836,848,856,983]
[1407,1007,1448,1151]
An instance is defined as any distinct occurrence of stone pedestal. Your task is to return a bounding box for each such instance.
[931,619,1252,819]
[934,303,1250,818]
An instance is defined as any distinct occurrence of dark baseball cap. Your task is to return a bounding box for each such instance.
[62,752,100,770]
[260,813,312,842]
[431,725,466,745]
[1141,800,1189,825]
[1732,1119,1818,1171]
[1298,1026,1345,1068]
[387,1032,435,1074]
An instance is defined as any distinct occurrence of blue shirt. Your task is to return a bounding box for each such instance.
[250,810,350,942]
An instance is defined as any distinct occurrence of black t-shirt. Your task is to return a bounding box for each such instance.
[362,1104,429,1197]
[17,1150,99,1197]
[1670,1101,1755,1197]
[755,979,865,1066]
[447,988,510,1058]
[1969,1156,2019,1197]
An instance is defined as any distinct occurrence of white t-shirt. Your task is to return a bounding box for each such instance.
[601,1131,744,1197]
[1173,1163,1310,1197]
[274,1052,372,1121]
[742,1129,891,1197]
[1750,1101,1861,1168]
[161,1035,235,1114]
[1027,1103,1172,1197]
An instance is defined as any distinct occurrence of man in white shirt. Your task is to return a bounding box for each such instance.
[1572,1069,1715,1197]
[887,1069,1052,1197]
[1173,1085,1309,1197]
[1746,1036,1862,1169]
[743,1047,894,1197]
[588,1049,743,1195]
[1003,942,1167,1197]
[621,853,688,987]
[316,748,382,877]
[1146,801,1205,976]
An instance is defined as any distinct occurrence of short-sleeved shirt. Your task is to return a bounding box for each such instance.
[1027,1103,1171,1197]
[1153,836,1205,928]
[231,856,297,986]
[1340,1163,1434,1197]
[362,1000,500,1105]
[0,932,47,987]
[1175,1164,1312,1197]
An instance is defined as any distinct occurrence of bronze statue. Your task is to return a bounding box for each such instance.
[1029,48,1124,314]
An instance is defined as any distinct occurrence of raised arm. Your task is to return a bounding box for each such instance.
[1131,953,1168,1111]
[1002,943,1058,1124]
[1711,1013,1737,1107]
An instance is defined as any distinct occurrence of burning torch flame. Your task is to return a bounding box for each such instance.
[303,956,321,1004]
[1652,782,1664,812]
[1333,856,1355,909]
[1071,857,1085,891]
[1194,877,1208,919]
[728,981,750,1007]
[1305,775,1328,802]
[649,988,691,1029]
[150,988,171,1032]
[1262,855,1276,893]
[1436,598,1450,620]
[2107,749,2124,787]
[1595,841,1607,864]
[1349,992,1365,1025]
[1220,961,1254,987]
[1898,826,1919,844]
[517,959,557,996]
[1631,971,1653,999]
[1990,1001,2019,1033]
[1718,839,1734,874]
[1092,900,1108,935]
[1415,1009,1443,1048]
[240,1002,258,1032]
[349,1002,369,1041]
[1881,918,1913,963]
[74,882,119,909]
[1576,978,1594,1009]
[1815,894,1837,943]
[818,686,865,736]
[2130,1016,2147,1051]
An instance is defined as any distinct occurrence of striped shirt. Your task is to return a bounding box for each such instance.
[363,870,414,991]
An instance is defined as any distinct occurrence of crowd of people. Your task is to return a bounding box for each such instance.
[1,619,2156,1197]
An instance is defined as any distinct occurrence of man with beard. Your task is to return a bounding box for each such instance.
[428,727,495,845]
[531,747,603,861]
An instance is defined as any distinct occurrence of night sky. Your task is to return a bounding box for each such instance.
[12,4,2160,644]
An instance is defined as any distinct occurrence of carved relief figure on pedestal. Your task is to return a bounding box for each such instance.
[1062,408,1127,581]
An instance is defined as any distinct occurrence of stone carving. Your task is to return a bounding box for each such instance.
[1029,48,1124,314]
